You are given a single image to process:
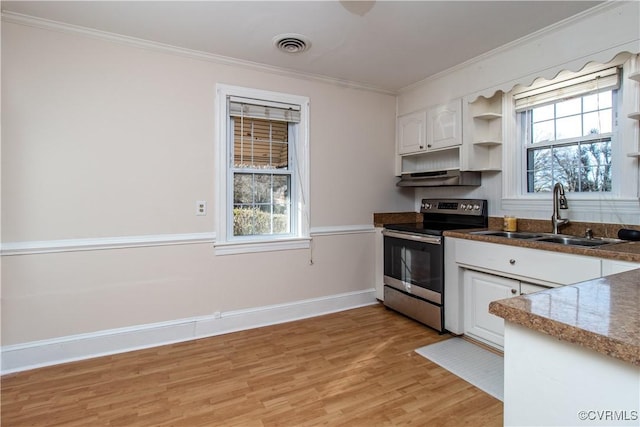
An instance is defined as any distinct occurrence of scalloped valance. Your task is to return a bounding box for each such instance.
[466,50,639,103]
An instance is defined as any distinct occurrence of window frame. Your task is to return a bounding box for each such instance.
[520,87,616,194]
[214,84,310,255]
[501,57,640,219]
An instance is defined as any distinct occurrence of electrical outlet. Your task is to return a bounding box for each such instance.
[196,200,207,216]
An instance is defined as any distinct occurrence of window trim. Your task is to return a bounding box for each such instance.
[501,57,639,220]
[214,84,310,255]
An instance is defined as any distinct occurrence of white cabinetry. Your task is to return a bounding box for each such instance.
[396,99,462,174]
[464,270,518,347]
[451,238,602,349]
[426,99,462,150]
[397,111,426,155]
[455,238,601,286]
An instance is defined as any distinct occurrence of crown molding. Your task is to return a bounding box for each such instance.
[1,11,397,96]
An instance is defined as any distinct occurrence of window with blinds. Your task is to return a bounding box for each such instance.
[514,67,620,193]
[228,97,301,237]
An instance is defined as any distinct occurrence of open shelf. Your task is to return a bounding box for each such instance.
[629,71,640,83]
[473,112,502,120]
[473,140,502,147]
[627,112,640,121]
[627,152,640,158]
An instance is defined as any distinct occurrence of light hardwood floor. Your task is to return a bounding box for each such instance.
[1,304,502,426]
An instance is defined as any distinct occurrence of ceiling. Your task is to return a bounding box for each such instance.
[1,1,602,92]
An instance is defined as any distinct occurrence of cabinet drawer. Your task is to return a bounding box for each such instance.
[455,239,601,285]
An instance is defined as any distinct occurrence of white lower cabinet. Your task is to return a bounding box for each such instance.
[464,269,518,347]
[452,237,602,350]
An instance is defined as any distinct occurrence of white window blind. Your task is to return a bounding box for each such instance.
[229,96,301,123]
[514,67,620,111]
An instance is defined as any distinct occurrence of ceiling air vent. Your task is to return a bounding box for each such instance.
[273,33,311,54]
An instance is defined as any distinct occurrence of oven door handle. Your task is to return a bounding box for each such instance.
[382,230,442,245]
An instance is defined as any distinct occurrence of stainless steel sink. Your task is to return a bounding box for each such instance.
[469,230,544,239]
[470,230,622,247]
[534,236,612,247]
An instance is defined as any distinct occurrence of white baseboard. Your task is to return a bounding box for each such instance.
[1,289,377,374]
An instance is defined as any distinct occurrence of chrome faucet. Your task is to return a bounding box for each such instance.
[551,182,569,234]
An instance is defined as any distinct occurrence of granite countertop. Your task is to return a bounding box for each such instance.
[489,269,640,366]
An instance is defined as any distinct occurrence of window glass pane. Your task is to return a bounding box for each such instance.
[233,118,289,169]
[233,206,257,236]
[555,115,582,140]
[232,173,291,237]
[272,175,290,202]
[273,204,290,234]
[532,120,554,143]
[254,174,272,203]
[583,91,612,112]
[582,110,612,135]
[555,98,581,118]
[233,174,253,204]
[527,147,552,192]
[532,104,554,122]
[552,145,580,190]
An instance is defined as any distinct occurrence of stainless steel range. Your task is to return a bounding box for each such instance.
[382,198,488,332]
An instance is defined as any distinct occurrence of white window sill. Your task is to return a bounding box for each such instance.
[214,237,311,256]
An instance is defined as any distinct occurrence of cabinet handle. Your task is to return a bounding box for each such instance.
[509,259,516,265]
[427,144,432,148]
[419,145,424,149]
[511,289,517,294]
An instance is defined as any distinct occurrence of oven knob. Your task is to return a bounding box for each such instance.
[460,203,467,210]
[473,204,480,210]
[424,203,431,210]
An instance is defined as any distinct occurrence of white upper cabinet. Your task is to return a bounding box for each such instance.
[397,111,426,155]
[427,99,462,150]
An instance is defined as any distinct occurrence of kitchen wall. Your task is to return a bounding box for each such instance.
[397,2,640,226]
[0,19,411,361]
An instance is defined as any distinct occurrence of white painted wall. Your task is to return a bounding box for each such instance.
[0,20,411,349]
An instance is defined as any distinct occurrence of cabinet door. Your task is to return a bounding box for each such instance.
[397,111,426,155]
[464,269,518,348]
[427,99,462,150]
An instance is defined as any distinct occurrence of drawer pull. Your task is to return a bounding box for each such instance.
[511,288,517,294]
[509,259,516,265]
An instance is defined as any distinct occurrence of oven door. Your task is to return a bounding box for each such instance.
[382,230,443,305]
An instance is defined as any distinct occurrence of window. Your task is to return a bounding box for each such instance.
[215,85,309,254]
[515,67,619,194]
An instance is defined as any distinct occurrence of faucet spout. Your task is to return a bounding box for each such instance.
[552,182,569,234]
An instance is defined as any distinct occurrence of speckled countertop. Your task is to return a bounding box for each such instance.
[488,270,640,366]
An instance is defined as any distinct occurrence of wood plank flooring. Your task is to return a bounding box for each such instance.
[1,304,502,426]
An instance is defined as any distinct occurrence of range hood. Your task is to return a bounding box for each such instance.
[396,170,481,187]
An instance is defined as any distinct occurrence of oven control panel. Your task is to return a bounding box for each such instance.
[420,199,487,216]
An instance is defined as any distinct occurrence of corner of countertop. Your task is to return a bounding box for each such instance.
[373,212,422,228]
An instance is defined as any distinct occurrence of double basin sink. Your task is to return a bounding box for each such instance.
[469,230,622,248]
